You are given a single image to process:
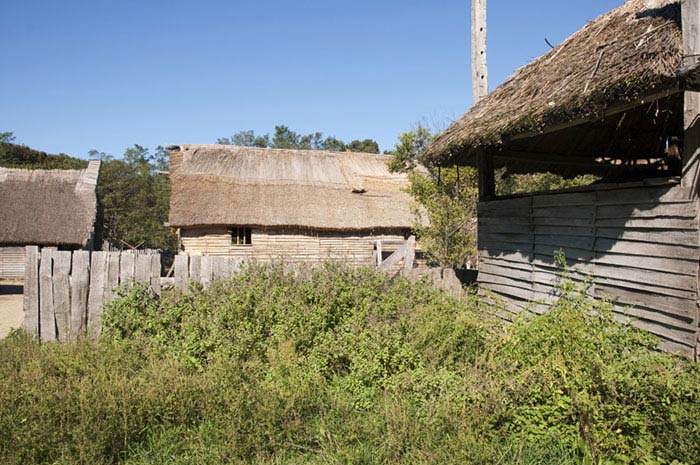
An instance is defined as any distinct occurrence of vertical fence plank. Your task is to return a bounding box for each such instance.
[201,256,213,289]
[39,249,55,342]
[150,254,161,296]
[135,254,151,285]
[52,251,72,341]
[189,255,201,283]
[173,255,189,291]
[70,251,90,339]
[402,236,416,276]
[87,252,108,336]
[120,252,136,290]
[105,252,121,303]
[23,246,40,338]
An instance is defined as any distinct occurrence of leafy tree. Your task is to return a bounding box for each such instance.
[93,145,176,252]
[389,124,478,268]
[346,139,379,154]
[0,131,16,143]
[0,141,86,170]
[217,130,269,148]
[217,126,381,153]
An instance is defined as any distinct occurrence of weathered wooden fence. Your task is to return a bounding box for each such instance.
[24,239,416,342]
[24,247,161,342]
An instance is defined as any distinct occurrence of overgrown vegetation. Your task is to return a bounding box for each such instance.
[218,126,380,153]
[0,134,87,170]
[1,265,698,464]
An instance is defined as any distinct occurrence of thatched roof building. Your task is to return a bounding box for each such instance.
[426,0,697,178]
[0,160,100,247]
[168,145,414,232]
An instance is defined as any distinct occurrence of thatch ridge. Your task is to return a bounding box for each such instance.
[426,0,684,165]
[0,161,100,247]
[168,145,415,231]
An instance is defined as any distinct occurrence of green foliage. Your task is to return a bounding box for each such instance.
[386,123,433,172]
[498,171,599,196]
[0,141,87,170]
[0,131,16,143]
[217,126,380,153]
[1,265,697,464]
[93,145,176,251]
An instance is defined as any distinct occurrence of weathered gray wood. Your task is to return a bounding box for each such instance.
[479,216,532,226]
[535,234,595,251]
[595,285,697,322]
[533,216,594,228]
[682,0,700,193]
[611,304,697,336]
[534,225,595,237]
[594,252,697,277]
[595,228,698,247]
[23,246,40,338]
[105,252,121,302]
[594,238,698,260]
[479,206,531,218]
[478,272,532,291]
[402,236,416,275]
[189,255,201,282]
[532,206,595,219]
[87,252,108,336]
[173,255,189,291]
[532,191,595,208]
[478,196,531,211]
[375,241,382,267]
[150,254,161,295]
[39,249,55,342]
[479,241,533,254]
[596,186,692,206]
[471,0,488,103]
[69,251,90,339]
[379,243,408,272]
[481,282,534,301]
[201,256,213,289]
[595,217,698,230]
[479,256,532,272]
[52,252,71,341]
[119,253,136,289]
[479,232,534,244]
[596,203,695,220]
[479,222,534,234]
[135,254,152,285]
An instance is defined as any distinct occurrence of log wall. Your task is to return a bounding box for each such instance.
[180,227,408,266]
[477,182,700,359]
[0,247,26,280]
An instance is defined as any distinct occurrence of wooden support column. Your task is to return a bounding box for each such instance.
[682,0,700,195]
[681,0,700,361]
[471,0,488,103]
[477,151,495,201]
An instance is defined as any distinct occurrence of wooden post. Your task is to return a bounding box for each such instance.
[173,254,189,291]
[472,0,488,103]
[477,151,496,201]
[681,0,700,362]
[120,252,136,290]
[39,249,55,342]
[375,241,382,267]
[23,246,40,338]
[87,252,108,336]
[52,251,71,341]
[70,251,90,339]
[402,236,416,276]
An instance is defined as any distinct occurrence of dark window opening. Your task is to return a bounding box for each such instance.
[230,227,252,246]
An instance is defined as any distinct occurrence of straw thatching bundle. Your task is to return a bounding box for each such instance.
[0,161,100,247]
[168,145,414,232]
[426,0,685,168]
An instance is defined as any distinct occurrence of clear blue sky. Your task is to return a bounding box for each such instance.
[1,0,622,158]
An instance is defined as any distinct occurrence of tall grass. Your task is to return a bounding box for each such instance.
[0,264,698,464]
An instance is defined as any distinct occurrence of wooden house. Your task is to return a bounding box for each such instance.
[167,145,416,266]
[424,0,700,358]
[0,161,101,279]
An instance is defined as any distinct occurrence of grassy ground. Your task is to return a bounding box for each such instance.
[0,264,698,464]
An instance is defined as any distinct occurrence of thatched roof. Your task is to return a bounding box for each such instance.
[426,0,689,171]
[0,161,100,247]
[168,145,414,232]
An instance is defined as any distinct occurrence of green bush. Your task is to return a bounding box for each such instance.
[0,264,698,464]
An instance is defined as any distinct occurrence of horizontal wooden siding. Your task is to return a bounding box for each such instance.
[477,183,700,358]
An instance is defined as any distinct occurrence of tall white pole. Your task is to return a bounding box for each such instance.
[471,0,488,104]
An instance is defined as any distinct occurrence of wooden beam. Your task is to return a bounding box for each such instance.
[682,0,700,198]
[477,151,495,201]
[471,0,488,103]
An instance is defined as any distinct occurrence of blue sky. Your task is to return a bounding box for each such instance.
[1,0,623,158]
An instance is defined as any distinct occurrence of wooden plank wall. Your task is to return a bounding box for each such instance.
[477,183,700,358]
[23,248,162,341]
[180,228,407,266]
[0,247,26,279]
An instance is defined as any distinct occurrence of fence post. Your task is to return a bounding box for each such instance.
[39,249,55,342]
[402,236,416,276]
[150,254,161,295]
[87,252,108,336]
[120,252,136,290]
[52,251,71,341]
[23,246,40,338]
[173,255,189,291]
[70,251,90,339]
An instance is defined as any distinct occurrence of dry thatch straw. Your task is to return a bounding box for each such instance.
[0,161,100,247]
[425,0,685,166]
[168,145,414,232]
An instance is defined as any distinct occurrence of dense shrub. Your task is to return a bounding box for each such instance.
[0,264,698,464]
